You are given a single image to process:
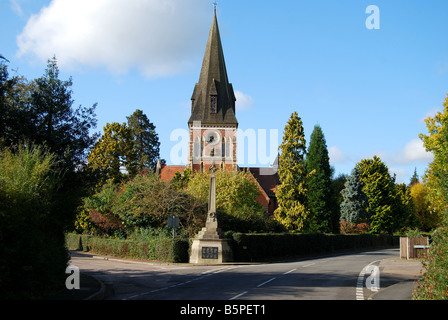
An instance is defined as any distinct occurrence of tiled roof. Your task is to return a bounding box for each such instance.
[159,165,186,182]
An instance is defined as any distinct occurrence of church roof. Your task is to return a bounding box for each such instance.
[188,10,238,126]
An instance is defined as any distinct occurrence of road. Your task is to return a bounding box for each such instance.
[68,247,416,301]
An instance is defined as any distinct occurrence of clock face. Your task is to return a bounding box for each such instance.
[205,130,220,146]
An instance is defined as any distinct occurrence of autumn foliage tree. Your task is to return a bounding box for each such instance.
[414,93,448,300]
[88,122,136,184]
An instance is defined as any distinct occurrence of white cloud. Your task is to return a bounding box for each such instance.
[380,138,433,167]
[389,167,409,184]
[16,0,210,77]
[235,90,254,111]
[401,138,433,164]
[328,146,350,165]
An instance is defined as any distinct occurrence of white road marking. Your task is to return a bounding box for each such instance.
[229,291,248,300]
[356,260,381,300]
[257,277,277,288]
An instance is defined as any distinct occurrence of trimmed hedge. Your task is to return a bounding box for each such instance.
[66,233,190,263]
[229,233,399,262]
[67,232,399,264]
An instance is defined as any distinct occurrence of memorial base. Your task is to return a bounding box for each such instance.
[189,238,232,264]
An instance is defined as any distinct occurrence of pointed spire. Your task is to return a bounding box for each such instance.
[189,9,238,126]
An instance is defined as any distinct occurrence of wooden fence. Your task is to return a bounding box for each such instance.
[400,237,429,259]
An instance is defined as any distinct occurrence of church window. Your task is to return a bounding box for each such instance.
[210,95,217,114]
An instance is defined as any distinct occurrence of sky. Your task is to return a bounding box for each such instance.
[1,0,447,184]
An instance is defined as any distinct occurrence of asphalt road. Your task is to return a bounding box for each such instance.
[68,247,413,301]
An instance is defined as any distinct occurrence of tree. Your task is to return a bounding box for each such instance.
[340,167,369,225]
[274,112,311,231]
[395,182,418,232]
[356,156,399,234]
[410,182,439,231]
[409,168,420,187]
[185,170,268,232]
[305,125,336,232]
[414,93,448,300]
[87,122,137,184]
[126,109,161,172]
[28,57,98,172]
[419,94,448,216]
[0,144,69,299]
[0,59,36,147]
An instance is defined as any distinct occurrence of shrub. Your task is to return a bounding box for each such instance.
[0,144,68,299]
[413,222,448,300]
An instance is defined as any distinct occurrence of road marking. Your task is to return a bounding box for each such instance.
[356,260,381,300]
[283,268,297,275]
[122,266,239,300]
[302,263,315,268]
[257,277,276,288]
[229,291,248,300]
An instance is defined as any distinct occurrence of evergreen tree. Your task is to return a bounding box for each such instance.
[305,125,336,232]
[28,57,98,172]
[274,111,311,231]
[126,109,161,172]
[340,167,369,224]
[356,156,405,234]
[409,168,420,187]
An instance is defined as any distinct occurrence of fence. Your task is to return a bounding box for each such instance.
[400,237,429,260]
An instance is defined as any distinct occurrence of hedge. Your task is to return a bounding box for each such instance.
[229,233,399,262]
[66,233,190,263]
[67,233,399,264]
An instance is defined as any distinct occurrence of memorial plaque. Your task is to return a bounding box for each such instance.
[202,247,219,259]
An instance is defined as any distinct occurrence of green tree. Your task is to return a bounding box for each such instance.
[28,57,98,172]
[340,167,369,225]
[185,170,267,232]
[395,182,418,232]
[0,59,36,147]
[409,168,420,187]
[88,122,137,184]
[305,125,336,232]
[274,112,311,231]
[356,156,399,234]
[127,109,161,172]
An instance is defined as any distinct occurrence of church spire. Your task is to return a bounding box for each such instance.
[189,8,238,126]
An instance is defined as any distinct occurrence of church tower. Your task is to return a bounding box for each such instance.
[188,8,238,172]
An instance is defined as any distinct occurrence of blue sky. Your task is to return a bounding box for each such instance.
[1,0,447,183]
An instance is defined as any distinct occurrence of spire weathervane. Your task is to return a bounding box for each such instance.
[213,1,218,13]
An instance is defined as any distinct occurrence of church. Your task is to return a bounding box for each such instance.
[159,8,279,214]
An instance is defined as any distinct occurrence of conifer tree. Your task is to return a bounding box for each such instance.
[274,112,310,231]
[409,168,420,187]
[340,167,369,224]
[127,109,161,172]
[305,125,336,232]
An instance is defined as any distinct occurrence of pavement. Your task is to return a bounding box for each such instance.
[47,251,424,301]
[369,257,424,300]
